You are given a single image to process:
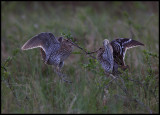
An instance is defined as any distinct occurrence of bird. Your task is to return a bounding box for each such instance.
[110,38,144,70]
[96,39,114,74]
[88,38,144,75]
[21,32,74,83]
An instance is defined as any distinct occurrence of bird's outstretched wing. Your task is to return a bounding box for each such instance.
[120,38,144,49]
[110,38,144,65]
[21,32,61,63]
[21,32,60,51]
[119,38,144,59]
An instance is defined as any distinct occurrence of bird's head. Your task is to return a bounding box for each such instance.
[63,39,74,47]
[103,39,113,53]
[57,37,63,43]
[103,39,110,46]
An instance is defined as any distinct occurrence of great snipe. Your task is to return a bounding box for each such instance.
[88,38,144,75]
[21,32,74,82]
[96,39,114,74]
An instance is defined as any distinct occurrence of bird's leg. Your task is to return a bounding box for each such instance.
[119,65,129,71]
[105,72,112,77]
[53,66,72,83]
[125,65,130,71]
[58,67,72,83]
[44,60,48,64]
[118,59,129,71]
[122,61,125,66]
[104,73,119,88]
[44,54,50,64]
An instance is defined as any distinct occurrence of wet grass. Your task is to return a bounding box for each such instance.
[1,1,159,113]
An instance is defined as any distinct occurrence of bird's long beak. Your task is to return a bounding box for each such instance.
[87,49,100,54]
[66,39,97,59]
[66,39,88,53]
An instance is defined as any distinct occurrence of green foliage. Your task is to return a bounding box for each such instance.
[81,58,106,77]
[72,51,82,54]
[61,31,74,40]
[143,50,159,59]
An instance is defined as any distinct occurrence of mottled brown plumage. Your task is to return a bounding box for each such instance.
[21,32,74,69]
[46,39,74,69]
[21,32,74,83]
[96,39,114,74]
[21,32,61,64]
[88,38,144,75]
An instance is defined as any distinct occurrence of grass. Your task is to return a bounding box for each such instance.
[1,1,159,113]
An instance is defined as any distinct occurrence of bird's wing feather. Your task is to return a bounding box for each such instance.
[21,32,61,55]
[121,38,144,49]
[111,38,144,52]
[110,38,144,65]
[117,38,144,60]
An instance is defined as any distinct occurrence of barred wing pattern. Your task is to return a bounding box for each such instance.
[21,32,61,63]
[110,38,144,66]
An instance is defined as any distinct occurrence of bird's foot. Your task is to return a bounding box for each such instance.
[105,72,110,77]
[105,71,114,77]
[57,73,72,84]
[44,60,48,65]
[121,65,129,71]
